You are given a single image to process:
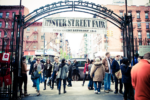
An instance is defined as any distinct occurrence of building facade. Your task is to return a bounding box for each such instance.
[0,6,29,47]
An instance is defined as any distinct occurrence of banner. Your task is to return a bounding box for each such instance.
[42,17,107,34]
[139,45,150,56]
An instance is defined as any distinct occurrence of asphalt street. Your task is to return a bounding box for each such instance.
[21,64,124,100]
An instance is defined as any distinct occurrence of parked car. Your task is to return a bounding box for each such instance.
[70,58,88,80]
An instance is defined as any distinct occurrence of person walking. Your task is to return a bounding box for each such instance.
[33,58,44,96]
[82,58,90,86]
[51,57,60,89]
[111,55,123,94]
[102,52,113,93]
[20,57,30,96]
[90,58,105,94]
[120,57,131,100]
[43,59,52,90]
[131,52,150,100]
[88,60,94,90]
[67,60,73,87]
[72,60,79,81]
[57,59,68,95]
[29,57,36,87]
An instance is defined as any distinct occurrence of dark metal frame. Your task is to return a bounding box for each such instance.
[1,1,135,99]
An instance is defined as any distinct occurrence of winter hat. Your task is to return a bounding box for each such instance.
[95,58,100,62]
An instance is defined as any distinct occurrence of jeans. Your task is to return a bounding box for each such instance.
[88,74,93,89]
[94,82,101,92]
[104,73,111,90]
[52,71,57,88]
[20,73,27,93]
[111,74,114,83]
[58,79,66,91]
[36,74,41,91]
[68,77,72,86]
[83,74,88,85]
[31,78,36,87]
[114,75,123,92]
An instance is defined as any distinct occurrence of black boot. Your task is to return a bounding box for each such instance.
[43,80,46,90]
[58,88,61,95]
[51,82,54,90]
[63,85,67,93]
[49,80,52,88]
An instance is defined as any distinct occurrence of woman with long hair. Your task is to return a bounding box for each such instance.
[120,57,131,100]
[43,59,52,90]
[57,59,68,94]
[33,58,44,96]
[88,60,94,90]
[82,58,90,86]
[72,59,79,81]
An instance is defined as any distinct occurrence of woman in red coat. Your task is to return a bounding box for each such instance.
[82,58,90,86]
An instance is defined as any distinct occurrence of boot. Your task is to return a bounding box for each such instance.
[37,90,40,96]
[63,85,67,93]
[58,88,61,95]
[52,82,54,90]
[43,80,46,90]
[49,80,52,88]
[24,91,30,96]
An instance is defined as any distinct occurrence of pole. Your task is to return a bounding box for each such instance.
[19,0,22,13]
[44,33,45,56]
[125,0,127,16]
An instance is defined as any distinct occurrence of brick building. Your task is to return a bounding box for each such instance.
[0,6,29,47]
[78,5,150,58]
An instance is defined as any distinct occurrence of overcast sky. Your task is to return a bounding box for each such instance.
[0,0,148,53]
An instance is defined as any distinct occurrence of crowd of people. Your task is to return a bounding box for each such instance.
[20,52,150,100]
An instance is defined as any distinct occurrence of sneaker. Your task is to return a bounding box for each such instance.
[98,92,101,94]
[104,90,109,93]
[109,89,113,92]
[94,90,98,94]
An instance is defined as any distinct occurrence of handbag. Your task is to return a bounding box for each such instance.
[4,68,12,86]
[31,70,41,80]
[115,69,122,79]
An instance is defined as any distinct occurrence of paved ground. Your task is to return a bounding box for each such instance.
[21,65,124,100]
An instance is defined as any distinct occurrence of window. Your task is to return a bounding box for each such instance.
[27,28,30,31]
[0,31,1,37]
[138,32,142,39]
[6,13,9,18]
[120,12,123,17]
[33,46,36,48]
[26,36,29,39]
[12,22,14,28]
[11,32,13,37]
[137,12,140,18]
[147,32,150,39]
[128,12,131,16]
[137,22,141,28]
[0,13,3,18]
[4,32,7,37]
[146,23,149,29]
[139,41,142,45]
[0,22,2,27]
[41,36,44,39]
[34,27,37,31]
[145,12,149,19]
[5,22,8,28]
[12,12,15,18]
[34,35,37,40]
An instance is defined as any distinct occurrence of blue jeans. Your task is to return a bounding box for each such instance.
[36,74,41,91]
[94,82,101,92]
[88,74,93,89]
[104,73,111,90]
[68,77,72,86]
[52,71,57,88]
[58,79,66,90]
[31,78,36,87]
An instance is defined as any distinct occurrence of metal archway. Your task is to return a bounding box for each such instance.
[10,1,135,99]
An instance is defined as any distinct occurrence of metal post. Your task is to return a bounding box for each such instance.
[122,28,125,57]
[19,0,22,13]
[125,0,127,16]
[44,33,45,56]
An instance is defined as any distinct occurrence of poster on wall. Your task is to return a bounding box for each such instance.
[139,45,150,56]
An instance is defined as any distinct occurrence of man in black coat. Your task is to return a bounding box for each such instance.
[29,57,36,87]
[67,60,73,87]
[111,55,123,94]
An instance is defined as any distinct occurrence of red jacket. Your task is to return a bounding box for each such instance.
[83,63,90,73]
[131,60,150,100]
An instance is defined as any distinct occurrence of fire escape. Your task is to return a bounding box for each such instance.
[24,31,38,51]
